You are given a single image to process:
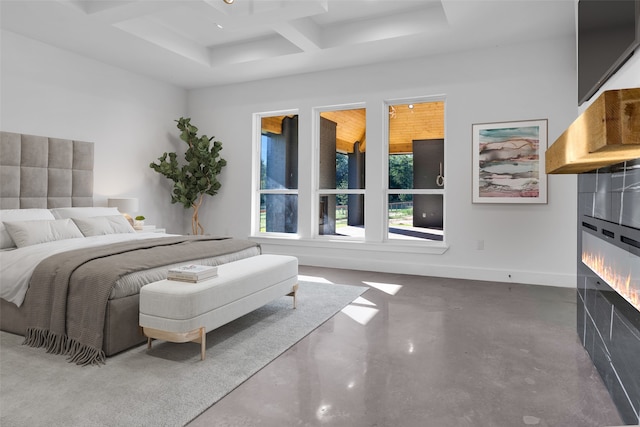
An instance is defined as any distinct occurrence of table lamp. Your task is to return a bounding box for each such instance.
[107,198,139,226]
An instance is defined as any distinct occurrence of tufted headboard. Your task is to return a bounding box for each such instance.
[0,131,94,209]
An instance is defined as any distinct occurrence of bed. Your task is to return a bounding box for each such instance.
[0,131,260,364]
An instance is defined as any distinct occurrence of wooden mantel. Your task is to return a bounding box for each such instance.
[546,88,640,174]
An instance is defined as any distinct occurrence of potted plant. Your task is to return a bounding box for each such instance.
[134,215,145,229]
[150,117,227,235]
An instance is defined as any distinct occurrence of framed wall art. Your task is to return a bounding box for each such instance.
[472,119,548,204]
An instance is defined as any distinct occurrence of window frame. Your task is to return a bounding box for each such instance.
[252,109,300,237]
[383,96,447,244]
[250,97,448,254]
[313,102,367,241]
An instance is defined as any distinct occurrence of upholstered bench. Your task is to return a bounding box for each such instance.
[139,254,298,360]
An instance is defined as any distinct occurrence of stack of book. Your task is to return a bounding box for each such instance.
[167,264,218,283]
[135,224,156,231]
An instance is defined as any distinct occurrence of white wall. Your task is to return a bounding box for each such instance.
[1,30,189,233]
[188,36,579,287]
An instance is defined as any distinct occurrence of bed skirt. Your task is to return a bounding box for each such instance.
[1,294,145,356]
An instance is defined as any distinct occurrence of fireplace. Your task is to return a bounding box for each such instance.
[578,160,640,424]
[581,223,640,311]
[545,88,640,423]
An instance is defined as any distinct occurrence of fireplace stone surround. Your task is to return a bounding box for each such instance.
[578,159,640,424]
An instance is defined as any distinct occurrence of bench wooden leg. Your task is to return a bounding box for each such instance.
[287,283,299,309]
[142,326,207,361]
[199,327,206,361]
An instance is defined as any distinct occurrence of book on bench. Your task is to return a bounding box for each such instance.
[167,264,218,283]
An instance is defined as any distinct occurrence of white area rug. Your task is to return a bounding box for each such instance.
[0,281,366,427]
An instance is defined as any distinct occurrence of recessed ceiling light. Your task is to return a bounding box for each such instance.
[223,0,234,4]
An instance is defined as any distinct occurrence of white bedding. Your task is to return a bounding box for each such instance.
[0,233,174,307]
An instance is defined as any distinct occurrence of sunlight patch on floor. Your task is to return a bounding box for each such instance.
[341,304,379,326]
[352,296,376,306]
[362,281,403,295]
[298,275,334,284]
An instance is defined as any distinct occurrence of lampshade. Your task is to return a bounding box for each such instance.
[108,198,139,214]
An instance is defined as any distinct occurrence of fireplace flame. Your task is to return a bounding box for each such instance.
[582,251,639,310]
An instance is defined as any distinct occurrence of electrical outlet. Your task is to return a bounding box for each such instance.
[476,239,484,250]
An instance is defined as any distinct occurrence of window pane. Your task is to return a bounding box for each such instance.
[319,108,366,190]
[261,115,298,190]
[319,195,364,238]
[389,154,413,189]
[262,194,298,233]
[388,102,444,190]
[336,153,348,189]
[388,194,443,241]
[413,139,444,189]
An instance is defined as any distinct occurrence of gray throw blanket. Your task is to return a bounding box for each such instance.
[23,236,259,366]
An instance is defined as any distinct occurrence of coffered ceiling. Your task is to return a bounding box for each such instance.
[0,0,575,89]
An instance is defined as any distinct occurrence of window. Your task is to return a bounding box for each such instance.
[387,100,445,241]
[256,113,298,234]
[317,107,366,238]
[253,98,446,248]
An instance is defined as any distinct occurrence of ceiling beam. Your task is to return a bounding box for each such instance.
[389,143,414,154]
[208,35,301,67]
[114,18,211,66]
[190,0,327,31]
[336,139,355,154]
[322,3,447,49]
[357,130,366,153]
[63,0,177,24]
[273,17,322,52]
[261,116,285,135]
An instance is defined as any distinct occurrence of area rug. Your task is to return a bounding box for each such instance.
[0,281,367,427]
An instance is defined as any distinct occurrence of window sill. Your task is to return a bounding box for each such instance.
[249,235,449,255]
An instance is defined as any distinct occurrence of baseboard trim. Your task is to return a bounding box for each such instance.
[261,248,576,288]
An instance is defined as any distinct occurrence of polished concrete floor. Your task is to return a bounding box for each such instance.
[189,266,624,427]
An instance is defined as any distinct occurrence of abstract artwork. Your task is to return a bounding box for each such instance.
[472,119,547,204]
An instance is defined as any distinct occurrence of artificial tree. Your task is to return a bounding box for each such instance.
[150,117,227,235]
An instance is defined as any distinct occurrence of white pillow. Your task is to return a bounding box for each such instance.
[50,207,120,219]
[3,218,84,248]
[0,209,56,249]
[72,215,135,236]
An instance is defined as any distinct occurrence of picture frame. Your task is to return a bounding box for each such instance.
[472,119,548,204]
